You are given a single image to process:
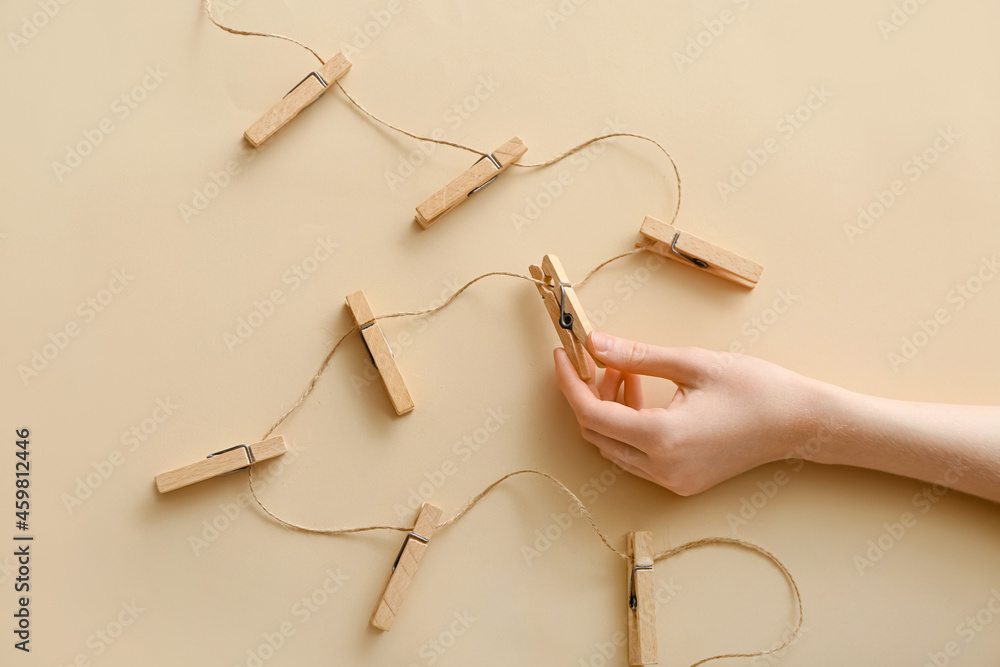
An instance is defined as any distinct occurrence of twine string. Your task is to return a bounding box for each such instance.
[248,463,803,666]
[203,1,682,226]
[261,250,641,440]
[333,81,489,158]
[247,246,801,666]
[204,0,325,63]
[205,4,801,663]
[659,537,804,666]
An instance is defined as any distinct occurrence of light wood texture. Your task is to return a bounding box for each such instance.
[637,216,763,288]
[154,436,287,493]
[345,289,415,415]
[529,263,592,381]
[414,137,528,228]
[244,52,352,148]
[540,254,604,368]
[371,503,443,631]
[627,531,658,665]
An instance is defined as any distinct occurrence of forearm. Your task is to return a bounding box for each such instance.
[804,380,1000,503]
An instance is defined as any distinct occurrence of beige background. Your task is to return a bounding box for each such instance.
[3,0,999,665]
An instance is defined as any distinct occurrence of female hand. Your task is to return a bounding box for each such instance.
[555,331,1000,502]
[553,331,825,496]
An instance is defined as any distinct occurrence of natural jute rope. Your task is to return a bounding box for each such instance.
[203,0,683,227]
[244,251,802,666]
[205,3,804,664]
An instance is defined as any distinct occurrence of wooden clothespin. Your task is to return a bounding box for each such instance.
[415,137,528,228]
[345,289,414,415]
[371,502,442,631]
[528,254,602,381]
[154,436,287,493]
[626,531,658,665]
[244,52,352,148]
[637,216,763,288]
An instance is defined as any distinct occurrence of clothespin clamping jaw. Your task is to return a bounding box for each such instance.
[415,137,528,228]
[244,52,353,147]
[528,254,604,382]
[637,216,763,288]
[371,502,442,631]
[626,531,658,665]
[154,436,288,493]
[345,289,415,415]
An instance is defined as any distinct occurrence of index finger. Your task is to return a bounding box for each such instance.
[554,348,657,450]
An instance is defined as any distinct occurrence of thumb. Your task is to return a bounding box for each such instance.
[588,331,707,386]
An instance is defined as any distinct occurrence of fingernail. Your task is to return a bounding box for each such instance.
[590,331,611,354]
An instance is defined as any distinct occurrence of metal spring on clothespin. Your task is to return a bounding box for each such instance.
[670,232,709,269]
[558,283,574,330]
[629,562,653,610]
[467,153,502,196]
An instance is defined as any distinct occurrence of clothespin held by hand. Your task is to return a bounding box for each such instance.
[529,254,603,381]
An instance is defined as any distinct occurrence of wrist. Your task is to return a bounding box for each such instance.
[788,376,860,466]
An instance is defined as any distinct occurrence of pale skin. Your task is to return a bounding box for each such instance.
[553,331,1000,503]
